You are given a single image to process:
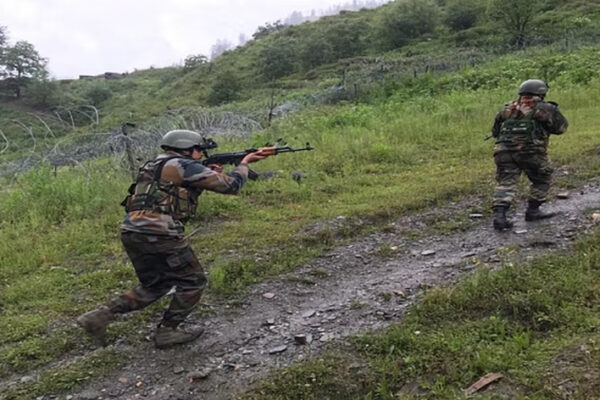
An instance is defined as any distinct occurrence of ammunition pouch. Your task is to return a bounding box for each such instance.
[121,156,197,220]
[495,104,547,146]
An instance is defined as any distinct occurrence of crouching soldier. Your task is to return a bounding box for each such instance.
[491,79,568,231]
[77,130,272,348]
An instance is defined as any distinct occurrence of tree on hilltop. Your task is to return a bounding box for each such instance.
[379,0,441,49]
[488,0,543,47]
[252,20,286,40]
[0,40,48,98]
[0,26,8,65]
[210,38,234,60]
[0,26,7,49]
[445,0,482,31]
[184,54,208,71]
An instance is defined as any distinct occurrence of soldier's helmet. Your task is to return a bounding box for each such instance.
[160,129,204,150]
[518,79,549,97]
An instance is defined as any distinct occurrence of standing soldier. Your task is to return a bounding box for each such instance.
[491,80,568,230]
[77,130,272,348]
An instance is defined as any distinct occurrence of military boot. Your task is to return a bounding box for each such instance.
[493,205,513,231]
[525,199,556,221]
[154,324,204,349]
[76,305,114,345]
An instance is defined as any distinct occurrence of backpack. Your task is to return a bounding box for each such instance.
[121,155,183,214]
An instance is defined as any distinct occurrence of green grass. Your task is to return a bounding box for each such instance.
[1,348,125,400]
[2,47,600,398]
[242,230,600,400]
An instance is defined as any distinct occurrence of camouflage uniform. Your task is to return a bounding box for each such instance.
[77,145,251,347]
[492,99,568,208]
[110,153,249,327]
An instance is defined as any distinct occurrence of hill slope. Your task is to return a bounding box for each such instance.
[1,1,600,399]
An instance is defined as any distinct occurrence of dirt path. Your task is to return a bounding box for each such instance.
[50,180,600,399]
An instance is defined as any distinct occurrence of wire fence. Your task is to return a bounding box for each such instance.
[0,106,264,181]
[4,32,597,181]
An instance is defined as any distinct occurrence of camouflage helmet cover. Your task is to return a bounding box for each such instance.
[518,79,549,96]
[160,129,205,150]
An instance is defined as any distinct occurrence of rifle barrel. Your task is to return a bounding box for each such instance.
[203,144,314,165]
[274,145,314,153]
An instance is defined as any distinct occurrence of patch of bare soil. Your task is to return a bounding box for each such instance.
[544,340,600,400]
[20,180,600,400]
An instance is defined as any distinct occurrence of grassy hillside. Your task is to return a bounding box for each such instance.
[3,0,600,136]
[2,0,600,398]
[2,49,600,398]
[1,0,599,182]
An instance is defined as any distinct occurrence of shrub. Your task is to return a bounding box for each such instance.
[183,54,208,71]
[379,0,441,49]
[323,19,370,59]
[82,81,112,106]
[24,79,63,108]
[300,38,334,71]
[444,0,481,31]
[257,38,299,81]
[207,70,242,106]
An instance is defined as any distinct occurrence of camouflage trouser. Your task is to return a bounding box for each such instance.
[107,231,207,327]
[493,150,553,207]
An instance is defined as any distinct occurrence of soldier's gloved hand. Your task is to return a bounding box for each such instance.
[500,101,518,119]
[533,103,556,122]
[208,164,223,173]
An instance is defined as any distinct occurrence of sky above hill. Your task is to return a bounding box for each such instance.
[0,0,376,79]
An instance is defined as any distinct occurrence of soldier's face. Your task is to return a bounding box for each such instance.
[520,95,536,108]
[192,148,203,160]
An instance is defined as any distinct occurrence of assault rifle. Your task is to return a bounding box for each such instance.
[202,143,314,180]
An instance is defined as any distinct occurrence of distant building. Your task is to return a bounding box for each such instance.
[78,72,124,80]
[104,72,123,80]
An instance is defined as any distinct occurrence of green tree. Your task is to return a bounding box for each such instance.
[488,0,543,47]
[0,41,48,98]
[184,54,208,71]
[324,19,369,59]
[252,20,286,40]
[379,0,441,50]
[445,0,481,31]
[82,81,112,106]
[24,79,62,108]
[0,26,7,49]
[257,38,299,81]
[0,26,8,79]
[299,37,334,71]
[207,70,241,105]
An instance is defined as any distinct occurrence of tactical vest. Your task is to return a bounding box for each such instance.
[495,104,547,147]
[121,156,197,221]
